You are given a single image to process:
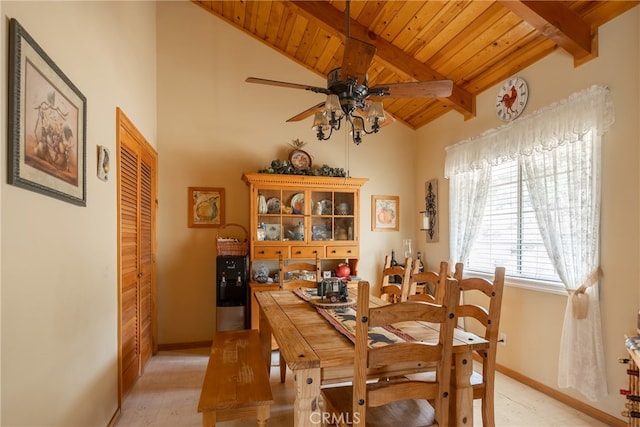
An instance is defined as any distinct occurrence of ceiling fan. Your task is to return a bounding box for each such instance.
[246,1,453,145]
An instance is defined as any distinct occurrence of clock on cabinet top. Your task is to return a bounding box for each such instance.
[289,149,312,171]
[496,76,529,121]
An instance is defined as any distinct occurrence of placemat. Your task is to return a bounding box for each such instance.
[292,287,416,347]
[317,306,416,348]
[293,287,316,301]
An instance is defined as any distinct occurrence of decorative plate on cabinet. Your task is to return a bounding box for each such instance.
[291,193,305,214]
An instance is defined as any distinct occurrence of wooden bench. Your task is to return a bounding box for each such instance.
[198,329,273,426]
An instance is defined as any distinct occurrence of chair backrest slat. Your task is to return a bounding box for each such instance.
[408,261,449,304]
[379,256,413,303]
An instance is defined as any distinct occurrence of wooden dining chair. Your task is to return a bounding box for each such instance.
[277,254,321,382]
[453,263,506,427]
[379,255,413,303]
[321,279,460,427]
[278,254,321,291]
[408,261,450,304]
[406,264,505,426]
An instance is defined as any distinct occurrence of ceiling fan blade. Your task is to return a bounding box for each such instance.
[341,37,376,84]
[246,77,330,95]
[370,80,454,98]
[286,102,326,122]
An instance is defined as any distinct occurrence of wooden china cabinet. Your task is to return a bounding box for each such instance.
[242,172,367,329]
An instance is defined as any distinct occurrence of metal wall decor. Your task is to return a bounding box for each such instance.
[422,179,439,242]
[97,145,110,181]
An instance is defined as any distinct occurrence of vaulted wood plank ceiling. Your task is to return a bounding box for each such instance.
[193,0,638,129]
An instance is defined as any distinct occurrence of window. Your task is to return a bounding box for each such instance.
[466,159,560,283]
[446,86,612,401]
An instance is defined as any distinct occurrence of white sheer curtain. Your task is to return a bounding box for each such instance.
[445,85,614,401]
[447,168,491,265]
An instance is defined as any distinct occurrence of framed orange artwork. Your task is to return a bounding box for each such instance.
[372,195,399,231]
[188,187,225,228]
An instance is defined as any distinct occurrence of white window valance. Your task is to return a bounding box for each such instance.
[444,85,614,177]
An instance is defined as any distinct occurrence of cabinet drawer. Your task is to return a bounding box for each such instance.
[326,245,359,259]
[291,246,325,259]
[253,246,289,259]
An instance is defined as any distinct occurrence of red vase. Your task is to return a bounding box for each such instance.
[335,263,351,278]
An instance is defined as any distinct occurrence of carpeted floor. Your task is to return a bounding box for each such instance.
[114,347,609,427]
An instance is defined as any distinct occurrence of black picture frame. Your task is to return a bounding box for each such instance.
[8,18,87,206]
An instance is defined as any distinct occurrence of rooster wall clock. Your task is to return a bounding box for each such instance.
[496,76,529,121]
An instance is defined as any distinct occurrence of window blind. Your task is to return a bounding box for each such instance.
[466,159,560,282]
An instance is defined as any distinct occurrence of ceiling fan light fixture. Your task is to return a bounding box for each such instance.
[312,111,328,129]
[312,112,331,141]
[325,94,344,118]
[349,116,365,145]
[367,102,385,123]
[245,0,454,148]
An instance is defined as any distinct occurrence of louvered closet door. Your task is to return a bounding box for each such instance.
[118,108,157,399]
[120,141,140,396]
[138,149,154,370]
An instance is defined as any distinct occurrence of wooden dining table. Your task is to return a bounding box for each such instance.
[255,288,488,427]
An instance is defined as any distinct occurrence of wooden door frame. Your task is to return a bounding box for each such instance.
[116,107,158,407]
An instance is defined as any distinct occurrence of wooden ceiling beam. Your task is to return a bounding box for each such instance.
[287,0,475,119]
[498,0,597,66]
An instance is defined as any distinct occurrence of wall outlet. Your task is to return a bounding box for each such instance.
[499,332,507,346]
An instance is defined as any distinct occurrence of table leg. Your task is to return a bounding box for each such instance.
[258,306,272,374]
[293,367,321,427]
[450,350,474,426]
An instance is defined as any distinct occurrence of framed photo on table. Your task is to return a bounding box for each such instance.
[188,187,225,228]
[372,195,399,231]
[8,18,87,206]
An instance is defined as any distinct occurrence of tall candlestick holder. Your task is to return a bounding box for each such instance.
[420,179,438,242]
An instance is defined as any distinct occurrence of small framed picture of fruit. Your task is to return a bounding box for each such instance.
[188,187,225,228]
[372,195,399,231]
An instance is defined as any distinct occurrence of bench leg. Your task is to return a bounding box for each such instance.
[279,352,287,383]
[202,411,216,427]
[257,405,270,427]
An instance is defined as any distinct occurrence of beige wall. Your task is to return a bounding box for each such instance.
[0,1,157,425]
[416,8,640,420]
[155,1,418,344]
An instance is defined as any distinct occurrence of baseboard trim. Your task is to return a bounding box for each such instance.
[157,340,211,351]
[107,407,121,427]
[496,363,625,427]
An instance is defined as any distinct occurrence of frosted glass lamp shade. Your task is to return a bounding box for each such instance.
[351,117,365,132]
[325,94,344,119]
[312,112,329,131]
[368,102,385,123]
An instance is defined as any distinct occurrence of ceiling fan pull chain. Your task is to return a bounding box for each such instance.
[344,126,350,179]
